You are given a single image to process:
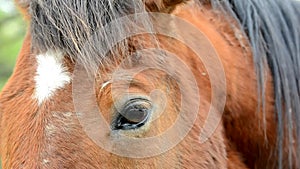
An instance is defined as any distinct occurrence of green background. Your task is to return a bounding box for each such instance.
[0,0,26,91]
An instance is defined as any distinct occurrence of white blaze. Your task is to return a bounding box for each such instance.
[34,50,71,105]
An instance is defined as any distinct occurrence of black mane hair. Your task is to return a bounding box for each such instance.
[30,0,154,70]
[212,0,300,168]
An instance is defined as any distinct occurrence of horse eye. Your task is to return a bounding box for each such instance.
[113,99,151,130]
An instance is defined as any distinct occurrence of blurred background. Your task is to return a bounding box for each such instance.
[0,0,26,91]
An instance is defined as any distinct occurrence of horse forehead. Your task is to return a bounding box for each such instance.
[33,50,71,105]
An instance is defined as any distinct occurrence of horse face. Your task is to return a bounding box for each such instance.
[1,0,280,168]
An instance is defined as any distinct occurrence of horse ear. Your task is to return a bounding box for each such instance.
[14,0,31,20]
[145,0,188,12]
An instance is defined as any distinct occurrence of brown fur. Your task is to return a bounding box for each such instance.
[145,0,188,12]
[13,0,30,20]
[0,0,294,168]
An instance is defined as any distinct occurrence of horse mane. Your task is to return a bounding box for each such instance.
[29,0,299,168]
[30,0,155,71]
[212,0,300,168]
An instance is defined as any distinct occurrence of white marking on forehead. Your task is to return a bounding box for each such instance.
[34,50,71,105]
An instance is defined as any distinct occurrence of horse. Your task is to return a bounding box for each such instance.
[0,0,299,168]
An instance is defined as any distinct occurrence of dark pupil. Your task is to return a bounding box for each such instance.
[114,105,149,130]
